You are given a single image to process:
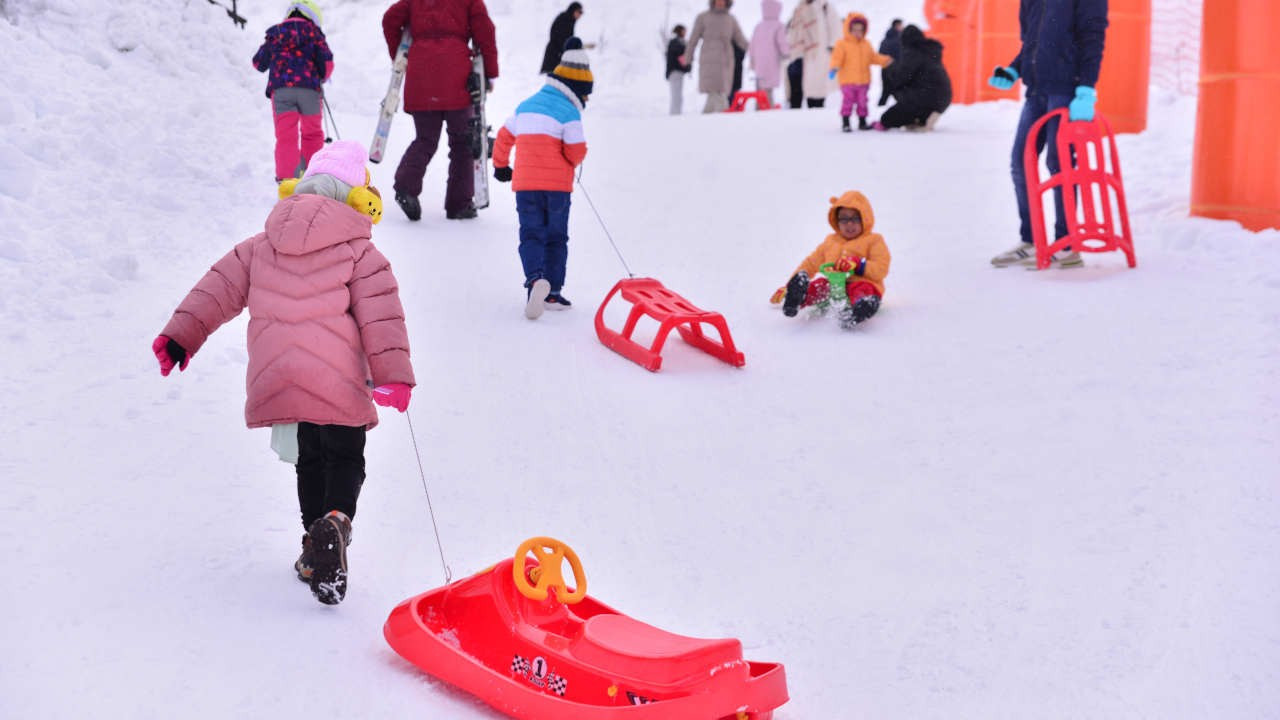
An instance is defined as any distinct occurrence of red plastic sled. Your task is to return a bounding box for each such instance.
[594,278,746,372]
[726,90,775,112]
[385,538,788,720]
[1024,109,1137,270]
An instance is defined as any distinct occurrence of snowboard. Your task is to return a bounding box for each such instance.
[467,51,491,210]
[369,29,412,164]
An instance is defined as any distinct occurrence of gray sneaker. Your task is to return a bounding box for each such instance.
[1039,249,1084,269]
[990,243,1036,267]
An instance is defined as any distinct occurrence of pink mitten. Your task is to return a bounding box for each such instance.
[373,383,412,412]
[152,335,189,376]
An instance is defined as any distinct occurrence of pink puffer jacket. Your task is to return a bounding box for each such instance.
[161,193,415,429]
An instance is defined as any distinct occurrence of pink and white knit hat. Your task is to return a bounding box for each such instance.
[302,140,368,187]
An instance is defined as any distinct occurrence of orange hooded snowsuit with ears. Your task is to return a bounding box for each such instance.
[829,13,891,85]
[794,190,891,295]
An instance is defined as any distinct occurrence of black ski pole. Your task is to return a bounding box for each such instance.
[323,96,341,141]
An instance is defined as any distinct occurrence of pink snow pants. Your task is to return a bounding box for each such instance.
[271,88,324,181]
[841,84,870,118]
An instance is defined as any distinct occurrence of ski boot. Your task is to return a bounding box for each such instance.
[395,192,421,222]
[781,272,809,317]
[307,510,351,605]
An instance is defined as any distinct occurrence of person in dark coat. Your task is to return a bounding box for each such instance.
[878,18,903,60]
[382,0,499,222]
[988,0,1108,268]
[875,18,903,105]
[666,24,692,115]
[877,25,951,130]
[729,43,746,106]
[540,2,583,74]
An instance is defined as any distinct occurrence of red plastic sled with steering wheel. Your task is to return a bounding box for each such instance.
[384,537,788,719]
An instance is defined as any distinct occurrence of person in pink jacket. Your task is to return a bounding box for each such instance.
[151,140,415,606]
[748,0,790,106]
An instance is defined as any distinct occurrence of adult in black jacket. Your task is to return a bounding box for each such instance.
[878,25,951,130]
[540,3,583,74]
[988,0,1108,268]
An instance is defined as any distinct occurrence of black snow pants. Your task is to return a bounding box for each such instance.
[296,423,366,530]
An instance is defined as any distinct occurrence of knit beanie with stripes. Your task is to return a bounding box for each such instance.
[551,37,594,102]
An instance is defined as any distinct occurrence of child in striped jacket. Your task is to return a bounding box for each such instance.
[492,37,592,320]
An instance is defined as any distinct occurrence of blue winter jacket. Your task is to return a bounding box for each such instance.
[1008,0,1108,96]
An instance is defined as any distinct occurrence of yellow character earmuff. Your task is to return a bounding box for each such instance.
[277,175,383,224]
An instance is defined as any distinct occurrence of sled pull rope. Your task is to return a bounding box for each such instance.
[405,411,452,583]
[576,165,635,278]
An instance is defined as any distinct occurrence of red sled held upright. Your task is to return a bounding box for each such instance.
[1024,109,1137,270]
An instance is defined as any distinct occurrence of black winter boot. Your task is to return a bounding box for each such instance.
[395,192,421,221]
[782,272,809,317]
[446,203,478,220]
[308,511,352,605]
[839,294,880,329]
[858,116,871,131]
[841,116,852,133]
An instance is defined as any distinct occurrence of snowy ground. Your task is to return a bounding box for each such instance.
[2,1,1278,718]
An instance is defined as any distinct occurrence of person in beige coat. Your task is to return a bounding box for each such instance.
[786,0,842,107]
[681,0,750,113]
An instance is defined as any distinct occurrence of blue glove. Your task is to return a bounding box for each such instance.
[1068,85,1097,122]
[988,66,1018,90]
[828,68,837,80]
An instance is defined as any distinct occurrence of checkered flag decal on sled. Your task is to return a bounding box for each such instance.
[548,674,567,696]
[511,655,530,675]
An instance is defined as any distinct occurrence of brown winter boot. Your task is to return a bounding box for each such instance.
[307,511,352,605]
[295,533,313,582]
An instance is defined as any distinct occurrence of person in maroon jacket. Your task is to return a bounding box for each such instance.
[383,0,498,221]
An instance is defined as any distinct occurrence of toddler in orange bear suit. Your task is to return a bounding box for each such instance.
[771,190,891,328]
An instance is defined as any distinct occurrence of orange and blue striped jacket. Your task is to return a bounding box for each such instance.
[493,79,587,193]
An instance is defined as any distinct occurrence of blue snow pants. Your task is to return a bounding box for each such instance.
[516,190,571,292]
[1011,92,1073,246]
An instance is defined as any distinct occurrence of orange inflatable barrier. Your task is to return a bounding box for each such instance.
[924,0,979,104]
[1096,0,1151,134]
[973,0,1021,103]
[1191,0,1280,231]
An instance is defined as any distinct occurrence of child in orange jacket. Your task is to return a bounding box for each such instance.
[772,190,890,328]
[828,13,892,131]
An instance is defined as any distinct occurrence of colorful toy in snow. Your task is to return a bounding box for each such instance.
[384,537,789,720]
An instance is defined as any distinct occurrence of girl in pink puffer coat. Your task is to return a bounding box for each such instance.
[152,140,414,606]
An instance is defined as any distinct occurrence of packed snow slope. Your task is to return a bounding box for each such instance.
[2,1,1278,718]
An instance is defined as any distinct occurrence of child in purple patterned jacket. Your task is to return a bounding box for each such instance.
[252,0,334,182]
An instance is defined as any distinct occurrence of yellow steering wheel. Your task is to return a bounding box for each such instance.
[513,537,587,604]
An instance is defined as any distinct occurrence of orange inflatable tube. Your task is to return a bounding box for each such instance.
[1191,0,1280,231]
[925,0,979,104]
[974,0,1021,103]
[1096,0,1151,133]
